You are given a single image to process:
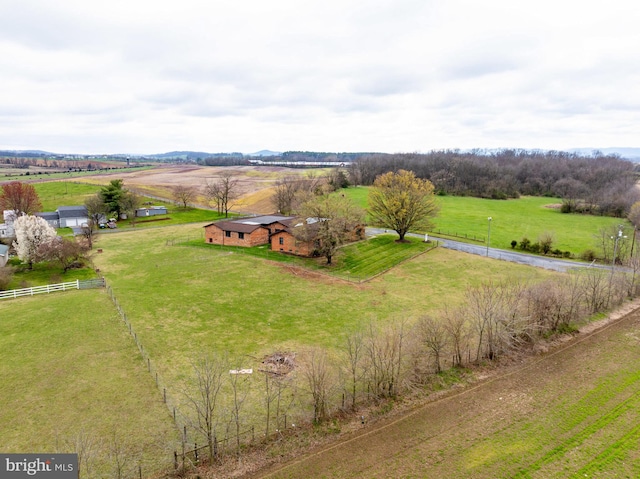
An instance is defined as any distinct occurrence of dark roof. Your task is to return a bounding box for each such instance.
[204,215,294,232]
[207,221,266,234]
[35,212,60,221]
[57,206,88,218]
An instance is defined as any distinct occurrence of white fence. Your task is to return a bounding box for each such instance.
[0,278,105,300]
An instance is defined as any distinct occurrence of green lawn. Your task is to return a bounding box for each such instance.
[186,234,434,282]
[6,259,98,289]
[33,181,101,211]
[92,223,554,388]
[343,187,631,255]
[0,290,178,477]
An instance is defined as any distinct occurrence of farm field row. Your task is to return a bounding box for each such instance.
[252,304,640,478]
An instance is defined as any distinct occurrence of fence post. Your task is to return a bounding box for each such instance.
[76,279,80,289]
[174,451,178,470]
[194,443,198,463]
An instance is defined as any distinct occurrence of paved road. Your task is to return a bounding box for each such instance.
[366,227,608,273]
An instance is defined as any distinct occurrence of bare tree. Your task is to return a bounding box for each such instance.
[203,180,222,214]
[65,429,99,479]
[120,191,142,227]
[83,195,108,249]
[466,282,503,361]
[301,347,335,423]
[228,360,250,458]
[363,320,408,399]
[442,306,469,367]
[185,354,228,460]
[108,430,138,479]
[173,184,198,209]
[0,266,15,291]
[271,175,304,215]
[341,328,367,410]
[595,225,631,264]
[418,315,448,373]
[292,194,365,265]
[579,268,611,314]
[204,172,240,217]
[37,237,89,273]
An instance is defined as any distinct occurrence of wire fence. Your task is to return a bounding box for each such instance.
[433,229,486,243]
[105,283,189,436]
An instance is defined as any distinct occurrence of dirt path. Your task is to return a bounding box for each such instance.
[247,299,640,478]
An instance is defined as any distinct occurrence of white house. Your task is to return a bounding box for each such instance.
[0,210,16,239]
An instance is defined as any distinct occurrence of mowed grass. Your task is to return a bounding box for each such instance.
[327,234,434,280]
[187,234,433,281]
[343,187,631,255]
[33,181,101,211]
[0,290,178,476]
[91,223,555,390]
[259,308,640,479]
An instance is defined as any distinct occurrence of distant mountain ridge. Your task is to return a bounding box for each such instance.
[1,147,640,161]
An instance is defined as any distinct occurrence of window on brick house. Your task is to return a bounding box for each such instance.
[279,237,284,245]
[239,232,245,240]
[225,231,231,238]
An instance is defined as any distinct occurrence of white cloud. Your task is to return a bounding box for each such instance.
[0,0,638,153]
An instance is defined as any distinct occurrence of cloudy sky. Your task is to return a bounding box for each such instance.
[1,0,638,154]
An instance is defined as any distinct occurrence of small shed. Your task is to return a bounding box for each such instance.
[0,244,9,267]
[135,206,168,217]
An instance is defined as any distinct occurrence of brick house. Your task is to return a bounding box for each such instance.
[270,219,366,257]
[270,229,318,256]
[204,215,294,247]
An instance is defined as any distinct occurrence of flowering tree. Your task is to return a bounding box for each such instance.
[13,215,57,269]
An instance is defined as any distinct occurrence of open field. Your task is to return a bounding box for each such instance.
[0,166,151,183]
[0,290,178,477]
[342,187,631,255]
[92,223,555,383]
[250,302,640,478]
[2,219,558,476]
[74,164,323,214]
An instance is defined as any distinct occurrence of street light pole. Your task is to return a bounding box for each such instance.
[611,225,627,271]
[486,217,492,257]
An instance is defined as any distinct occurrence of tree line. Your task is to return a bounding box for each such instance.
[179,263,639,474]
[348,150,639,217]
